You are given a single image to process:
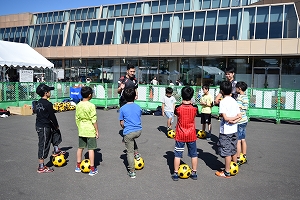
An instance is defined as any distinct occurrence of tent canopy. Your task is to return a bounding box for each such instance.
[0,40,54,68]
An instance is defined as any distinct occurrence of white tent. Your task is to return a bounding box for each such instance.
[0,40,54,68]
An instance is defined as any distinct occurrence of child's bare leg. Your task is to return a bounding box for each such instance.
[174,157,180,172]
[76,148,83,163]
[236,140,241,158]
[202,123,206,131]
[224,156,231,172]
[231,153,237,163]
[88,149,95,167]
[241,139,247,155]
[167,118,172,129]
[191,157,198,171]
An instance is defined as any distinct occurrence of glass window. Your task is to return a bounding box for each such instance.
[229,9,239,40]
[269,6,283,39]
[283,4,298,38]
[256,6,269,39]
[81,8,88,20]
[48,13,54,23]
[231,0,240,7]
[202,0,211,9]
[136,2,142,15]
[221,0,230,8]
[14,27,22,42]
[115,5,121,17]
[131,17,142,43]
[8,27,16,42]
[36,13,42,24]
[75,9,82,20]
[72,22,83,46]
[53,12,59,22]
[20,26,28,43]
[243,8,255,39]
[182,12,194,41]
[122,4,129,16]
[88,7,95,19]
[168,0,176,12]
[70,10,76,21]
[205,10,217,41]
[57,23,66,46]
[104,19,115,44]
[96,20,106,45]
[193,12,205,41]
[150,15,162,43]
[184,0,190,11]
[241,0,248,6]
[0,28,4,40]
[88,20,98,45]
[161,14,172,42]
[212,0,221,9]
[51,24,60,46]
[176,0,184,11]
[108,6,114,18]
[151,1,159,13]
[123,17,133,44]
[81,21,90,45]
[129,3,136,15]
[37,25,46,47]
[160,0,167,13]
[44,24,53,47]
[216,10,229,40]
[171,13,182,42]
[140,16,152,43]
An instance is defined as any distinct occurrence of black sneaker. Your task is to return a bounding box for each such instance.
[190,171,198,180]
[172,172,179,181]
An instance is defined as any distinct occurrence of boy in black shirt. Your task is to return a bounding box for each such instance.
[35,84,64,173]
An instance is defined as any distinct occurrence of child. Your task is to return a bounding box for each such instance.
[199,85,214,141]
[235,81,249,165]
[172,86,199,181]
[215,81,241,178]
[162,87,176,131]
[75,86,99,176]
[119,88,142,179]
[35,84,65,173]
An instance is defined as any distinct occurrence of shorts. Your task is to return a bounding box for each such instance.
[164,111,174,124]
[201,113,211,124]
[217,133,237,157]
[174,141,197,158]
[238,122,247,140]
[78,136,97,150]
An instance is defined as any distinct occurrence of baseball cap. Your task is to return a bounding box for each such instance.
[36,84,55,97]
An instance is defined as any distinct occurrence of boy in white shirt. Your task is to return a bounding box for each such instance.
[215,81,241,178]
[162,87,176,131]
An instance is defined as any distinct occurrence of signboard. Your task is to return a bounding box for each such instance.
[19,70,33,82]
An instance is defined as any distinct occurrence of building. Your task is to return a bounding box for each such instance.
[0,0,300,89]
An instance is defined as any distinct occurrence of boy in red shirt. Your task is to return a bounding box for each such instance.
[172,86,199,181]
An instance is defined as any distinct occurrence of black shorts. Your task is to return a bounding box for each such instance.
[201,113,212,124]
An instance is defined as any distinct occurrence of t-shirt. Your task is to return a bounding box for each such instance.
[118,76,138,105]
[200,93,213,114]
[75,101,97,138]
[35,98,59,128]
[162,95,176,112]
[237,94,248,124]
[219,96,240,134]
[119,103,142,135]
[174,103,198,142]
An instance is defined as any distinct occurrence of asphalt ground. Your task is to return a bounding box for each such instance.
[0,109,300,200]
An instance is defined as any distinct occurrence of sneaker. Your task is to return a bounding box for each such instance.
[215,170,231,178]
[190,171,198,180]
[167,127,171,131]
[128,171,136,178]
[89,168,98,176]
[52,148,66,156]
[134,153,141,161]
[75,166,81,173]
[37,166,54,173]
[171,172,179,181]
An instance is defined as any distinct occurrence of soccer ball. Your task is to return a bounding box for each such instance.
[134,157,144,170]
[52,154,66,167]
[197,130,206,139]
[178,164,191,179]
[80,159,91,173]
[239,153,247,165]
[230,161,239,176]
[167,129,176,138]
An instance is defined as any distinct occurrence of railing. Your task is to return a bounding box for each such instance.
[1,82,299,123]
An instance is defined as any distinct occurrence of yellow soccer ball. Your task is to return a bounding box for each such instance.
[178,164,192,179]
[239,153,247,165]
[230,161,239,176]
[52,154,66,167]
[80,159,91,173]
[197,130,206,139]
[134,157,144,170]
[167,129,176,139]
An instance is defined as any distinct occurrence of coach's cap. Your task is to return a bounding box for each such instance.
[36,84,55,97]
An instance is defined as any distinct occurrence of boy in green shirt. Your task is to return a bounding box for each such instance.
[75,86,99,176]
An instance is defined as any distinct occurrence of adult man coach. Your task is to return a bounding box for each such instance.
[117,64,138,107]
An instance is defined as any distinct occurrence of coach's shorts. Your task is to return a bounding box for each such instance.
[174,141,197,158]
[164,111,174,124]
[201,113,212,124]
[79,136,97,150]
[238,122,247,140]
[217,133,237,157]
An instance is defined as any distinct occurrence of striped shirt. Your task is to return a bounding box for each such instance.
[236,94,248,124]
[174,103,198,142]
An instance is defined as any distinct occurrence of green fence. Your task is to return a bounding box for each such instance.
[1,82,299,123]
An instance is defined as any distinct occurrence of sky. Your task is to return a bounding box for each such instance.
[0,0,139,16]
